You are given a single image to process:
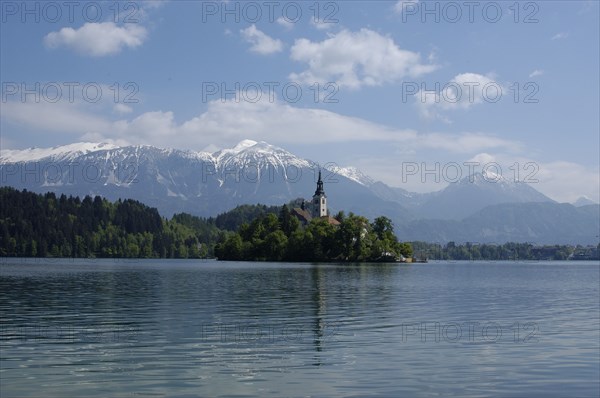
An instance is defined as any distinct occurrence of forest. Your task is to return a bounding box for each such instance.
[0,187,411,261]
[0,187,213,258]
[2,187,592,261]
[0,187,410,261]
[411,241,599,261]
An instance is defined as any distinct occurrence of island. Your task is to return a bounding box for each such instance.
[214,170,413,262]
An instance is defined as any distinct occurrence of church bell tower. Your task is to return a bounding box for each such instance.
[312,170,327,218]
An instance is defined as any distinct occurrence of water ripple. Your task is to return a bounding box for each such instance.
[1,260,598,397]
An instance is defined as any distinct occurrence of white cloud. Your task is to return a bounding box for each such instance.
[418,132,520,153]
[535,161,599,203]
[468,152,497,165]
[113,103,133,114]
[106,100,519,155]
[464,153,600,203]
[1,94,520,157]
[44,22,147,57]
[77,133,130,147]
[310,17,334,31]
[394,0,420,14]
[428,49,438,63]
[289,28,437,90]
[551,32,569,40]
[416,73,501,120]
[0,134,18,152]
[350,152,599,203]
[1,101,112,135]
[240,25,283,54]
[118,99,413,147]
[276,17,294,30]
[529,69,544,78]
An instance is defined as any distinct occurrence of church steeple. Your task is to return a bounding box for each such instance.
[312,169,327,218]
[314,170,325,196]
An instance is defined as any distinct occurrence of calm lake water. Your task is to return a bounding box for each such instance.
[1,259,598,397]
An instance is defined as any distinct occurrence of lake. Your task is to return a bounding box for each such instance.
[1,259,598,397]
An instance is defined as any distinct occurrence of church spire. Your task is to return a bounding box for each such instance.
[314,170,325,196]
[312,169,328,218]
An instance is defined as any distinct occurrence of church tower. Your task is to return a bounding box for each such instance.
[312,170,327,218]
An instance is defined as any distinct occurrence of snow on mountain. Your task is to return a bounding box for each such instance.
[327,165,375,187]
[0,141,376,187]
[0,141,557,213]
[0,142,118,163]
[454,171,551,199]
[232,139,259,152]
[416,172,554,220]
[213,139,258,162]
[214,140,313,174]
[0,140,557,214]
[573,196,598,207]
[2,139,595,243]
[0,140,310,171]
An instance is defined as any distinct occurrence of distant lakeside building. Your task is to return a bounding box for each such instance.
[292,171,340,226]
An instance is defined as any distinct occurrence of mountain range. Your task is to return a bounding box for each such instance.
[1,140,598,245]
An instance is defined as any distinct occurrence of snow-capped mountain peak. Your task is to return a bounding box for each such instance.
[213,139,312,170]
[232,139,259,152]
[465,170,509,186]
[481,169,504,183]
[214,139,257,162]
[0,142,118,163]
[573,196,598,207]
[327,165,374,186]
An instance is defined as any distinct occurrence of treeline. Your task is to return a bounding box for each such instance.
[411,241,599,261]
[0,188,413,262]
[8,187,591,262]
[0,187,216,258]
[215,206,413,262]
[212,203,281,231]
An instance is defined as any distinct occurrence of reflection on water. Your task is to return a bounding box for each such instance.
[1,259,599,397]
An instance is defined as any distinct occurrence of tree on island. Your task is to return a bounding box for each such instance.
[214,208,413,262]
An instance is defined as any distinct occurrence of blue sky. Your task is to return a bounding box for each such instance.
[1,0,598,202]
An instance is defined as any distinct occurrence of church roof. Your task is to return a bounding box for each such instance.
[292,208,341,227]
[292,207,313,224]
[322,216,341,226]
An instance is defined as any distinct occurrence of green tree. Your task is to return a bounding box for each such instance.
[398,242,413,258]
[218,233,243,260]
[29,239,38,257]
[264,230,288,261]
[337,215,370,261]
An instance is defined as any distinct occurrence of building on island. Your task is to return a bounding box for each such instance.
[292,170,341,226]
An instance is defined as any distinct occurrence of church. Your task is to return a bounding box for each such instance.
[291,170,341,226]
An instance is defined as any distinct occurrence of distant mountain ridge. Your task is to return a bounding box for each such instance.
[573,196,598,207]
[399,202,599,245]
[0,142,119,163]
[0,140,411,223]
[1,140,598,244]
[414,171,554,220]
